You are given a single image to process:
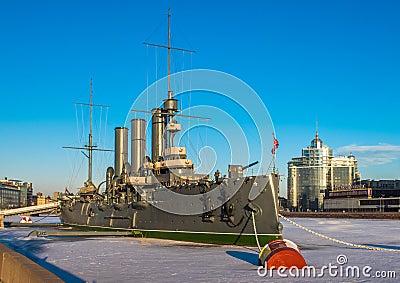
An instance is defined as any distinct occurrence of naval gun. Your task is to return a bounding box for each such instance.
[242,161,259,170]
[228,161,259,178]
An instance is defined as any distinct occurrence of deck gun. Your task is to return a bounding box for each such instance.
[242,161,259,170]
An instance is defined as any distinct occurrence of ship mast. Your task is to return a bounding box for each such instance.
[88,79,94,183]
[63,79,112,188]
[142,9,197,160]
[144,8,195,100]
[167,8,172,98]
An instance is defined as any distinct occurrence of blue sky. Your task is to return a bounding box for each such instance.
[0,0,399,196]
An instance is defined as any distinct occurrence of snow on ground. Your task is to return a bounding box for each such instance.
[0,217,399,282]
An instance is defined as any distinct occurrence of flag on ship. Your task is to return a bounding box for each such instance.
[271,137,279,154]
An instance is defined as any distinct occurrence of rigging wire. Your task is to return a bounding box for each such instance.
[98,106,103,147]
[66,150,85,191]
[188,53,193,144]
[196,118,199,165]
[75,104,81,143]
[197,123,212,172]
[104,107,109,151]
[65,149,74,189]
[94,107,102,182]
[73,103,88,187]
[181,50,184,111]
[80,104,85,144]
[143,17,167,45]
[32,209,58,223]
[186,130,201,170]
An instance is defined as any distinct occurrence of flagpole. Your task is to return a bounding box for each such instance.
[271,133,279,174]
[272,133,276,173]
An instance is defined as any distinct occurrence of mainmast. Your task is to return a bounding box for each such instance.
[167,8,172,98]
[143,8,195,100]
[143,9,196,160]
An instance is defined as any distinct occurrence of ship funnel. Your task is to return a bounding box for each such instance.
[151,108,164,162]
[114,127,129,177]
[131,118,146,175]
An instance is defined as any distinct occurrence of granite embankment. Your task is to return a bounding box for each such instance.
[0,242,63,283]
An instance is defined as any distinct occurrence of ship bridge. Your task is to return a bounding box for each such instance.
[0,202,60,228]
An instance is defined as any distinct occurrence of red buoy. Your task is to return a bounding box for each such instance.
[258,239,306,269]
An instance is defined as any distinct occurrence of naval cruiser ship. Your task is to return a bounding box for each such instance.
[60,10,283,246]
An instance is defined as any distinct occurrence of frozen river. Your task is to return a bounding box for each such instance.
[0,217,399,282]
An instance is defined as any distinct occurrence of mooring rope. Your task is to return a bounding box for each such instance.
[32,208,58,223]
[279,214,400,252]
[251,211,262,252]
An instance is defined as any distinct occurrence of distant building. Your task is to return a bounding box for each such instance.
[52,192,62,201]
[35,192,49,206]
[287,131,360,211]
[361,179,400,189]
[19,182,34,207]
[0,178,34,209]
[324,181,400,212]
[278,196,288,211]
[0,184,20,209]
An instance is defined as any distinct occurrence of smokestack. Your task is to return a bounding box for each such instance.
[151,108,164,163]
[131,119,146,175]
[114,127,129,177]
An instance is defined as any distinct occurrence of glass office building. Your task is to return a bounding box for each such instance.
[288,131,360,211]
[0,179,34,209]
[0,185,21,209]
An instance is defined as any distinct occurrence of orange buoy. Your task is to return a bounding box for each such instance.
[258,239,306,269]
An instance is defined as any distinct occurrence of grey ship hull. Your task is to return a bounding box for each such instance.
[60,174,282,246]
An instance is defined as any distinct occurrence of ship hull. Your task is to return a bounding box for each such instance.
[60,223,281,246]
[60,174,282,246]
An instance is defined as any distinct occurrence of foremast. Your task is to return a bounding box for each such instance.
[63,79,112,193]
[88,79,94,184]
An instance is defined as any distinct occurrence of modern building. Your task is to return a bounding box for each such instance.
[324,182,400,212]
[0,184,20,209]
[361,179,400,190]
[278,196,288,211]
[0,178,34,209]
[287,131,360,211]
